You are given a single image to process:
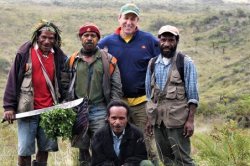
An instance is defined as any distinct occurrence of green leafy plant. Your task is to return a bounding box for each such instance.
[193,120,250,166]
[40,108,77,140]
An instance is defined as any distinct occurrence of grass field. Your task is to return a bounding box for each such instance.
[0,0,250,165]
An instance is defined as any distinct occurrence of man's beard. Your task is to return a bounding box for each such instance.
[160,45,177,58]
[80,45,97,57]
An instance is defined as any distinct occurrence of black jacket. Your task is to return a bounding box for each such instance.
[91,123,148,166]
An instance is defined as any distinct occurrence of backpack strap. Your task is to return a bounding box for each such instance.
[109,56,117,75]
[69,51,79,69]
[100,49,117,76]
[148,57,158,101]
[149,56,158,74]
[176,52,185,83]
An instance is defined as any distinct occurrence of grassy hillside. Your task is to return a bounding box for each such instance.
[0,0,250,165]
[1,0,248,118]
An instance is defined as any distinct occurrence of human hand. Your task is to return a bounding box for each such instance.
[145,118,154,137]
[3,110,15,124]
[183,120,194,137]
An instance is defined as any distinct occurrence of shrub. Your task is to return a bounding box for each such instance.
[193,120,250,165]
[40,108,77,140]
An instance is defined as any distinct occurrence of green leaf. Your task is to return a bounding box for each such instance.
[40,108,77,140]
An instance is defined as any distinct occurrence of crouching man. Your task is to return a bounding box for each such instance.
[91,100,154,166]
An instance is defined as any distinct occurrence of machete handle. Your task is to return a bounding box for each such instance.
[1,118,16,123]
[1,119,6,123]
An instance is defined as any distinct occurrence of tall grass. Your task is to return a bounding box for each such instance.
[193,120,250,166]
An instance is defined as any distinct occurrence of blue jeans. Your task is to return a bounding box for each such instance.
[17,115,58,156]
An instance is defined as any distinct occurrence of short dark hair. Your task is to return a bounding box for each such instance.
[106,100,130,118]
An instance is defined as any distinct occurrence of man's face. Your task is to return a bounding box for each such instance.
[80,32,99,52]
[108,106,128,135]
[159,33,178,58]
[118,13,139,36]
[37,30,56,54]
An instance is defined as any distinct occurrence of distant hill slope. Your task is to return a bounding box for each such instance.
[0,0,249,117]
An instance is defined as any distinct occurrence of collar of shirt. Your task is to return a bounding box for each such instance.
[112,129,125,139]
[156,54,171,66]
[112,129,125,156]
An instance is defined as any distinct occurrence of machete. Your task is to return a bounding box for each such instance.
[1,98,83,123]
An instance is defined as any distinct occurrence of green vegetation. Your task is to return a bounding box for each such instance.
[40,108,77,140]
[193,120,250,165]
[0,0,250,165]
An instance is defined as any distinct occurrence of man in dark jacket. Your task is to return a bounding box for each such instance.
[91,100,153,166]
[3,20,67,166]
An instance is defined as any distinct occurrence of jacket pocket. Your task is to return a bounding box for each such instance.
[176,86,185,100]
[167,103,189,127]
[146,101,157,125]
[18,64,33,113]
[166,86,177,99]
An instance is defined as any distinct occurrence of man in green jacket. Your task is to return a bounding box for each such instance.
[63,23,123,165]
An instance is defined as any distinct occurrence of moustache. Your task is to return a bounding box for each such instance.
[85,42,93,45]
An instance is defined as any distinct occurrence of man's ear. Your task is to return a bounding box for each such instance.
[118,14,122,21]
[78,34,81,41]
[105,115,109,122]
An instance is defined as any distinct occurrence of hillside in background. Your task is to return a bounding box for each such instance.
[1,0,250,119]
[0,0,250,165]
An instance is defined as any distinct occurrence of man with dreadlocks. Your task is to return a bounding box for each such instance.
[3,20,67,166]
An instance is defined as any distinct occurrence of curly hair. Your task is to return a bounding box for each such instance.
[31,19,62,47]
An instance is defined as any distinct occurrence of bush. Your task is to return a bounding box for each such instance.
[40,108,77,140]
[193,120,250,165]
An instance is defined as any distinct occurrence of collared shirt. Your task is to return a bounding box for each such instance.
[112,129,125,156]
[145,53,199,105]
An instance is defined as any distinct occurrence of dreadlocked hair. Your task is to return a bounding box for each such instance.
[31,19,62,47]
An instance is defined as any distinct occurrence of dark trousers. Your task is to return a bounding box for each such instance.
[154,122,195,166]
